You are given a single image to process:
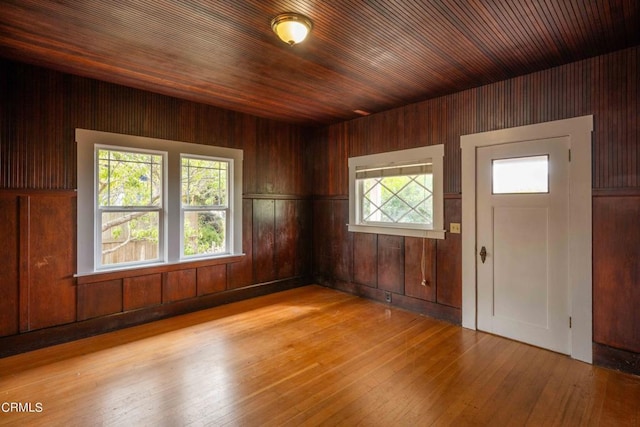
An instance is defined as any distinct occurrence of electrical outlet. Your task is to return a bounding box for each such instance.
[384,291,392,303]
[450,222,461,234]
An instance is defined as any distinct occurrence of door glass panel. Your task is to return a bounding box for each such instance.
[492,155,548,194]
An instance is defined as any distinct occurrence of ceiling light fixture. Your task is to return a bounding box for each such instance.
[271,12,313,46]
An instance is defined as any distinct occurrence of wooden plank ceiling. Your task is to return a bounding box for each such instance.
[0,1,638,125]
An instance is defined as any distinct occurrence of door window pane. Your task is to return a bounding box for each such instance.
[492,155,548,194]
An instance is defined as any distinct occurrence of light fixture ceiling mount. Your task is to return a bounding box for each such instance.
[271,12,313,46]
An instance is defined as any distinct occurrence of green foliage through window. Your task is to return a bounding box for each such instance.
[98,149,162,207]
[98,148,163,266]
[181,156,229,257]
[360,174,433,225]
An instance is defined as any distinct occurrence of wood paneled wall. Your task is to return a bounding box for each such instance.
[0,59,311,350]
[310,46,640,365]
[1,45,638,370]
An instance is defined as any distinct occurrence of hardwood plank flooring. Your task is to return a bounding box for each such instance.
[0,285,638,426]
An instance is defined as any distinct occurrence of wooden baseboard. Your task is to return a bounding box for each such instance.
[593,342,640,376]
[0,277,310,358]
[316,277,461,325]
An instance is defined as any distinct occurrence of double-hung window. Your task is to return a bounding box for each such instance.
[181,156,229,257]
[98,147,165,267]
[348,145,445,239]
[76,129,243,275]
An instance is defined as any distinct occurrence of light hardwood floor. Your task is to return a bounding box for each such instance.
[0,285,638,426]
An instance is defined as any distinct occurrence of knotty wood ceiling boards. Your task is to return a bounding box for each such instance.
[0,1,637,125]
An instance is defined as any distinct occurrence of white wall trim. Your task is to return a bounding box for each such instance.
[460,115,593,363]
[348,144,445,239]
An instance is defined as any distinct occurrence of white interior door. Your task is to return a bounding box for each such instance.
[476,137,570,354]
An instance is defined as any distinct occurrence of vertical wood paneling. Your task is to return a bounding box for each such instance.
[0,194,19,336]
[228,199,254,289]
[403,103,429,148]
[353,233,377,287]
[4,64,68,189]
[253,199,276,283]
[593,196,640,353]
[1,47,638,193]
[238,115,258,195]
[123,274,162,311]
[77,280,123,321]
[436,198,462,308]
[163,269,197,303]
[25,194,76,330]
[0,59,310,196]
[254,120,305,195]
[295,200,312,277]
[312,200,333,279]
[377,235,404,294]
[311,124,349,197]
[276,199,313,279]
[332,200,352,282]
[197,264,227,296]
[275,199,296,279]
[18,196,29,332]
[349,109,405,157]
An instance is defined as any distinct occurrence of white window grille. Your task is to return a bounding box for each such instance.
[348,145,445,239]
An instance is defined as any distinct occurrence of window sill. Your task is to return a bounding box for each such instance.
[76,253,245,284]
[347,224,446,240]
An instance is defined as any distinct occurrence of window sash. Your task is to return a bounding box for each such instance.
[181,155,230,208]
[95,146,166,270]
[348,145,445,240]
[98,148,163,208]
[180,154,231,258]
[181,206,230,258]
[97,207,164,268]
[356,173,434,227]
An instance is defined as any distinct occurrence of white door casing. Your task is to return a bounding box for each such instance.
[476,138,570,354]
[460,116,593,363]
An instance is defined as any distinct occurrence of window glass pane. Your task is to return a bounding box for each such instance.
[101,211,159,265]
[182,157,228,207]
[360,174,433,225]
[492,155,548,194]
[98,149,162,207]
[183,211,227,256]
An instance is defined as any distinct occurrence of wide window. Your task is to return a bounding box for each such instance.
[76,129,243,275]
[348,145,445,239]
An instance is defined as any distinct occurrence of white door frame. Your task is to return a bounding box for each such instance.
[460,116,593,363]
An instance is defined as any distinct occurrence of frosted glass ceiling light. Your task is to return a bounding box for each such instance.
[271,12,313,46]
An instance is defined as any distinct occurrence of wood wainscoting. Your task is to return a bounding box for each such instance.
[0,187,312,358]
[0,286,638,426]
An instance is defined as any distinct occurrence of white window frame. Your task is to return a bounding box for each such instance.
[96,145,167,269]
[180,154,231,259]
[348,145,445,239]
[76,129,243,275]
